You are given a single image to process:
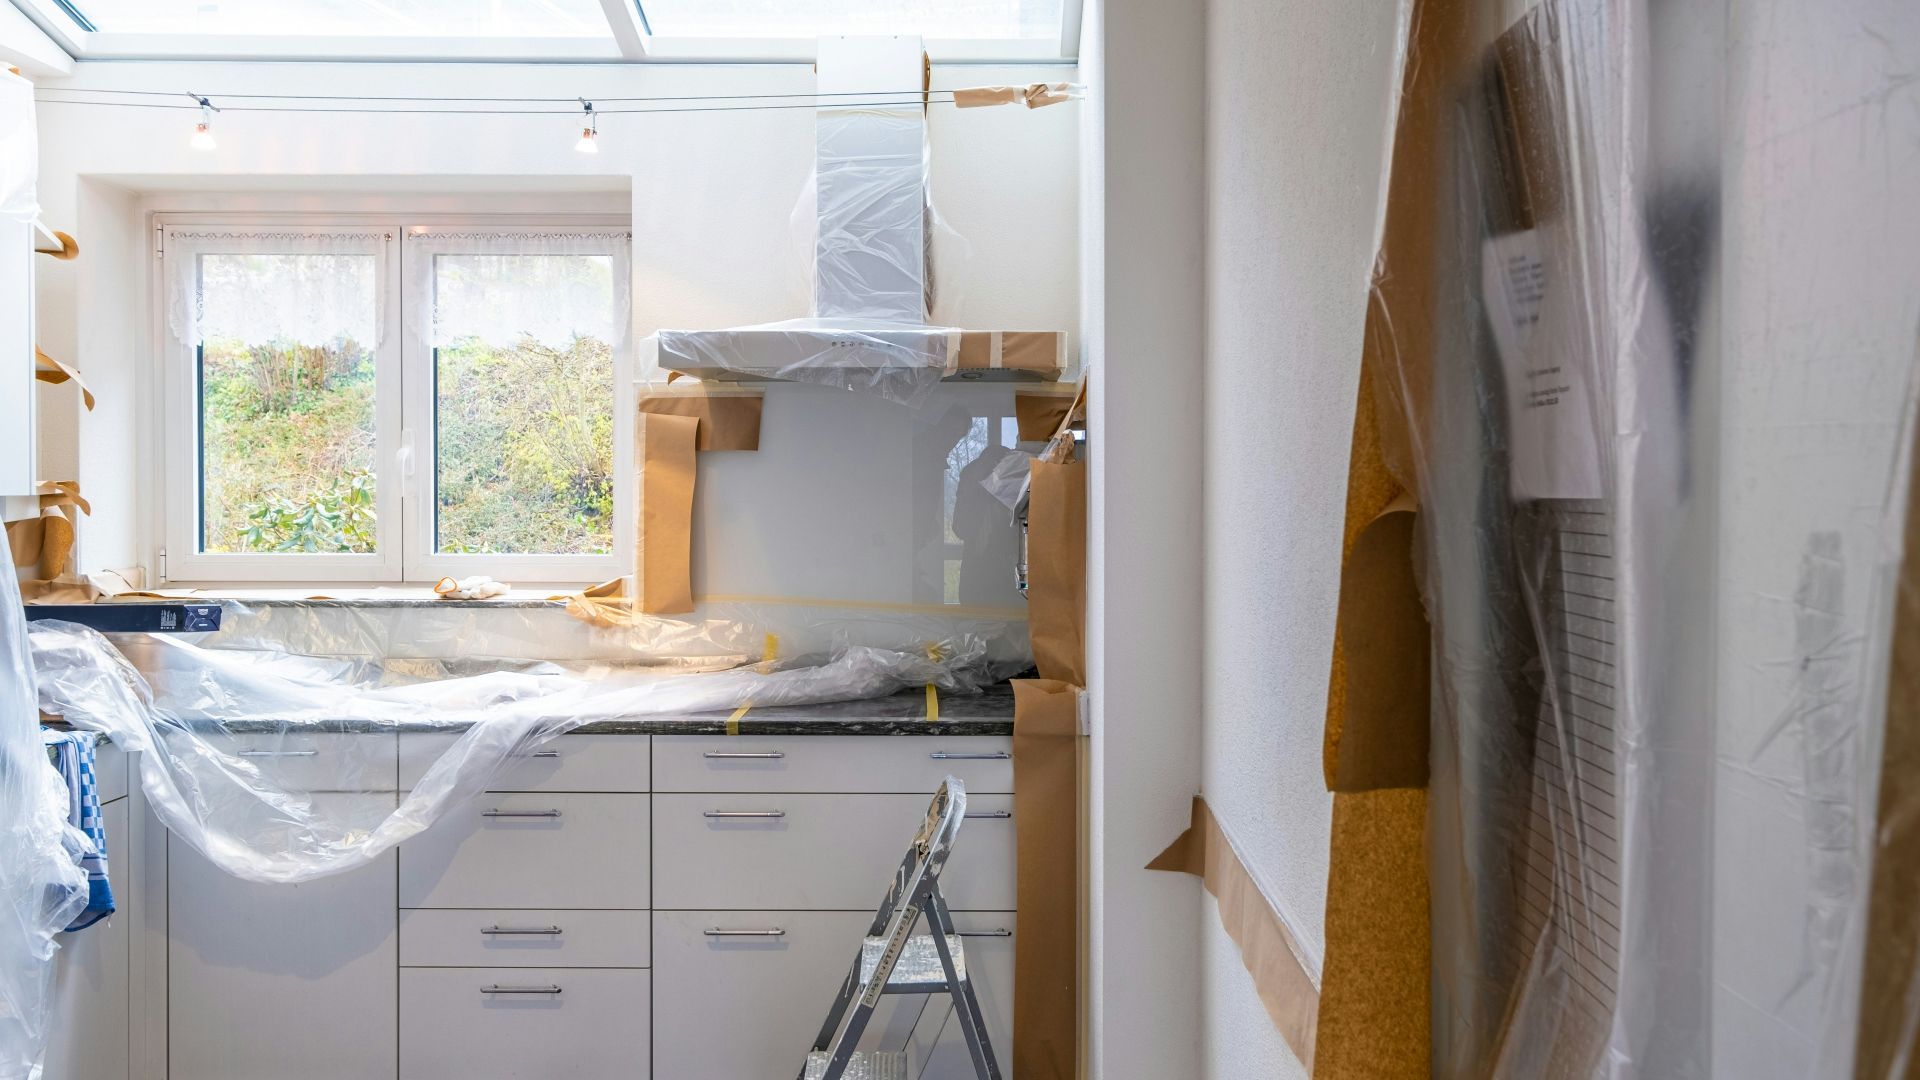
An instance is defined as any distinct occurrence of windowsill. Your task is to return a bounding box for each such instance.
[105,586,581,608]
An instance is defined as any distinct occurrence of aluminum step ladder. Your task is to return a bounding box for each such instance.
[800,777,1003,1080]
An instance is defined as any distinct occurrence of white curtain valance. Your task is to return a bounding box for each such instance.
[404,230,632,352]
[165,230,388,349]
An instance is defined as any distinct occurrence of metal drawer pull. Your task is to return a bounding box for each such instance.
[482,808,563,818]
[528,750,561,759]
[703,751,786,759]
[703,810,786,819]
[957,928,1013,938]
[238,749,319,758]
[928,751,1011,760]
[481,925,563,936]
[965,811,1012,819]
[480,984,563,995]
[704,927,786,937]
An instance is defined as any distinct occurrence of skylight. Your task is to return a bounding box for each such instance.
[67,0,610,38]
[637,0,1063,41]
[15,0,1081,60]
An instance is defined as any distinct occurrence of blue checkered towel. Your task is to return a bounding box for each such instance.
[42,728,115,932]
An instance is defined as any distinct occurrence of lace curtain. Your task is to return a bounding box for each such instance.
[403,230,632,352]
[165,230,387,348]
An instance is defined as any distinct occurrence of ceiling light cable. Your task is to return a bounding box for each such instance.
[575,97,599,153]
[34,92,994,117]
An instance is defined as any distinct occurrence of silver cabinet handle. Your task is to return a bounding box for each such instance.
[965,811,1012,819]
[528,750,560,759]
[703,751,785,759]
[239,749,319,758]
[481,925,562,936]
[703,810,786,819]
[482,808,563,818]
[704,927,786,937]
[480,984,563,995]
[957,928,1013,938]
[929,750,1011,760]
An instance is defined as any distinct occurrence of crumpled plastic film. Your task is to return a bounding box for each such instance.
[29,609,1005,885]
[655,318,964,407]
[1368,0,1920,1077]
[0,536,88,1079]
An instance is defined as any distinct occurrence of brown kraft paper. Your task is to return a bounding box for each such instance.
[1855,404,1920,1078]
[637,412,699,614]
[1013,392,1080,443]
[1011,679,1080,1080]
[1325,490,1428,792]
[638,387,764,452]
[1149,796,1321,1066]
[954,331,1067,381]
[1027,458,1087,687]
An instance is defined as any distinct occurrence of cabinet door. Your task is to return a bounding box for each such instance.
[400,968,648,1080]
[168,794,398,1080]
[653,910,927,1080]
[43,798,131,1080]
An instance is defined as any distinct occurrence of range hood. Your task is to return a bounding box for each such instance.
[655,36,1066,392]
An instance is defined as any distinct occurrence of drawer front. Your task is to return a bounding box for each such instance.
[400,794,649,909]
[653,793,1014,911]
[180,731,398,792]
[653,734,1013,794]
[918,914,1018,1080]
[401,967,649,1080]
[653,910,922,1080]
[400,734,649,793]
[401,909,650,968]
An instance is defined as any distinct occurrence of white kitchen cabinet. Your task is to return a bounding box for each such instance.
[914,914,1017,1080]
[653,734,1013,794]
[168,793,398,1080]
[399,733,649,793]
[652,791,1016,911]
[652,910,927,1080]
[398,792,649,910]
[400,908,650,969]
[400,967,649,1080]
[42,797,130,1080]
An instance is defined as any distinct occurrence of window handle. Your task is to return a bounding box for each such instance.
[397,427,417,481]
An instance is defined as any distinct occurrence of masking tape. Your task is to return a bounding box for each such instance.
[727,701,752,735]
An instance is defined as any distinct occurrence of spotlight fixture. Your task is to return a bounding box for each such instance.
[187,93,217,150]
[575,98,598,154]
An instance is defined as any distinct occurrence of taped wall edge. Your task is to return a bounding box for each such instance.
[1148,795,1321,1066]
[1012,678,1080,1079]
[637,411,699,614]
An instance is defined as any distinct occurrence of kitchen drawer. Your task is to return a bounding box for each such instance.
[653,793,1015,911]
[653,910,923,1080]
[653,734,1013,793]
[401,908,650,968]
[400,794,649,909]
[401,967,649,1080]
[917,914,1018,1079]
[400,733,649,793]
[179,730,398,792]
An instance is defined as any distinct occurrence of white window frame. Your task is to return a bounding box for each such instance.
[401,225,632,584]
[155,213,631,586]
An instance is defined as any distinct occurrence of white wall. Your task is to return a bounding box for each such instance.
[27,59,1078,604]
[1083,0,1206,1074]
[1199,0,1405,1076]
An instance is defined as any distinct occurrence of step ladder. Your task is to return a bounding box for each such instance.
[800,777,1003,1080]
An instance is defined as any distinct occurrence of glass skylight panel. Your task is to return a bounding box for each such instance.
[68,0,610,37]
[637,0,1064,40]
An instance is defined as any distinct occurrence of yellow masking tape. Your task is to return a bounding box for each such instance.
[925,684,940,722]
[764,633,779,664]
[727,701,751,735]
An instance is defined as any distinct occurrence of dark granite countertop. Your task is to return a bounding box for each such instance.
[51,684,1017,737]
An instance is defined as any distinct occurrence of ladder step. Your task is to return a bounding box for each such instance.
[803,1050,909,1080]
[861,934,967,991]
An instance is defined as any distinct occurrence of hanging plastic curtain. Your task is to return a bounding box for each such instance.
[0,536,88,1080]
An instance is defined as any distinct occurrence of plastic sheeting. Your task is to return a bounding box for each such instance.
[1366,0,1920,1076]
[0,538,87,1079]
[27,603,1014,885]
[655,319,964,407]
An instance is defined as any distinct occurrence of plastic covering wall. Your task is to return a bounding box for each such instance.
[1366,0,1920,1076]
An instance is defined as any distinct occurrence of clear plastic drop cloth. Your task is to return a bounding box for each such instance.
[27,605,1008,886]
[0,538,88,1078]
[1368,0,1920,1077]
[654,318,964,407]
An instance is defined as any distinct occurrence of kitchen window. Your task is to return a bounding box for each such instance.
[158,220,631,584]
